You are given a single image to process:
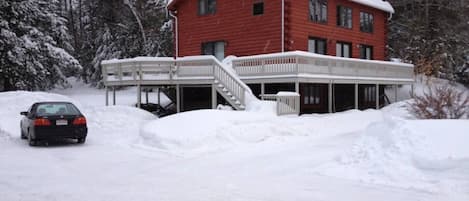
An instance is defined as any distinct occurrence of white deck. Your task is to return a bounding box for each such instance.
[102,51,414,87]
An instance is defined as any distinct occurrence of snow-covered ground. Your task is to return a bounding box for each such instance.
[0,78,468,201]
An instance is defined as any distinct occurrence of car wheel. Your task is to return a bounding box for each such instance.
[77,138,86,144]
[28,130,37,146]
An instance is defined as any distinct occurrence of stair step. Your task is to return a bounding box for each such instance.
[239,105,245,109]
[222,88,228,92]
[226,92,232,96]
[235,100,241,105]
[230,96,236,100]
[218,84,224,88]
[214,80,219,84]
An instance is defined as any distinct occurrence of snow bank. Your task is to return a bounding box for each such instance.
[140,109,384,155]
[86,105,156,144]
[315,117,469,193]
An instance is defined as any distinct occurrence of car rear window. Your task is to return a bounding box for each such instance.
[36,103,80,116]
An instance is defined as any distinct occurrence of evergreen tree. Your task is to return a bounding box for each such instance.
[0,0,81,91]
[388,0,469,85]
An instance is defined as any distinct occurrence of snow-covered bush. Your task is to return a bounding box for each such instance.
[408,85,469,119]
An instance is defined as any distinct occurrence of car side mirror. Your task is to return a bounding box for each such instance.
[20,111,28,116]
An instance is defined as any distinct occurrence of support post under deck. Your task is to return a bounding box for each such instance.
[376,84,380,109]
[394,84,398,103]
[355,83,359,109]
[137,85,141,108]
[176,84,181,113]
[328,82,333,113]
[112,87,116,106]
[261,83,265,100]
[157,88,161,106]
[105,86,109,106]
[212,84,217,109]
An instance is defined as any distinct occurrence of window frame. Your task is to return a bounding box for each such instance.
[253,1,264,16]
[336,41,352,58]
[198,0,216,16]
[309,0,328,24]
[308,37,328,55]
[337,5,352,29]
[359,44,373,60]
[201,41,225,60]
[360,11,374,33]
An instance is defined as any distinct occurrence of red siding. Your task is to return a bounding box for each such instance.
[175,0,283,57]
[286,0,388,60]
[171,0,389,60]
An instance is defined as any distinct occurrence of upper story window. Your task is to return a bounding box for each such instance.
[336,42,351,58]
[308,37,327,55]
[360,12,374,33]
[253,2,264,15]
[337,6,352,29]
[360,44,373,60]
[202,41,225,61]
[199,0,216,15]
[309,0,328,23]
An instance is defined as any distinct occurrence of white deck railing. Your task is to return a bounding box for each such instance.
[101,56,247,108]
[261,92,300,116]
[232,51,414,82]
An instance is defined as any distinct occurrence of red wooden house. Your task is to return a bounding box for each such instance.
[167,0,394,61]
[100,0,413,115]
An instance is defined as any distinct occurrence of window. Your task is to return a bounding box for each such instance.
[360,45,373,60]
[303,85,323,105]
[364,86,376,102]
[202,41,225,60]
[337,6,352,29]
[336,42,351,58]
[199,0,216,15]
[309,0,327,23]
[253,2,264,15]
[308,37,327,55]
[360,12,374,33]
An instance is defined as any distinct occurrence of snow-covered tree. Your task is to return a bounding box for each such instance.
[0,0,81,91]
[388,0,469,85]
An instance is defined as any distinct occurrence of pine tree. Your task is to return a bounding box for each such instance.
[0,0,81,91]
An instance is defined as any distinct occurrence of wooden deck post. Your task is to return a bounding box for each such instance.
[176,84,181,113]
[105,86,109,106]
[355,83,359,109]
[157,88,161,106]
[145,88,149,104]
[112,87,116,106]
[261,83,265,100]
[394,84,398,103]
[137,85,141,108]
[376,84,379,109]
[212,84,217,109]
[328,81,333,113]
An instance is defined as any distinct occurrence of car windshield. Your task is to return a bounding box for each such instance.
[36,103,80,116]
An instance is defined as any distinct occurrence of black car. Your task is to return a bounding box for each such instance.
[20,102,88,146]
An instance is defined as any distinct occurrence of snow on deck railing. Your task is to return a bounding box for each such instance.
[101,55,250,108]
[232,51,414,83]
[260,92,300,116]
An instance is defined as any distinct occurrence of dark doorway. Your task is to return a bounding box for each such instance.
[333,84,355,112]
[300,83,329,114]
[181,85,212,112]
[358,84,385,110]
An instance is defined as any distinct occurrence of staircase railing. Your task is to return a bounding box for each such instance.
[212,60,246,107]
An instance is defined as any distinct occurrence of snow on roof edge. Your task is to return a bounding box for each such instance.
[349,0,395,13]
